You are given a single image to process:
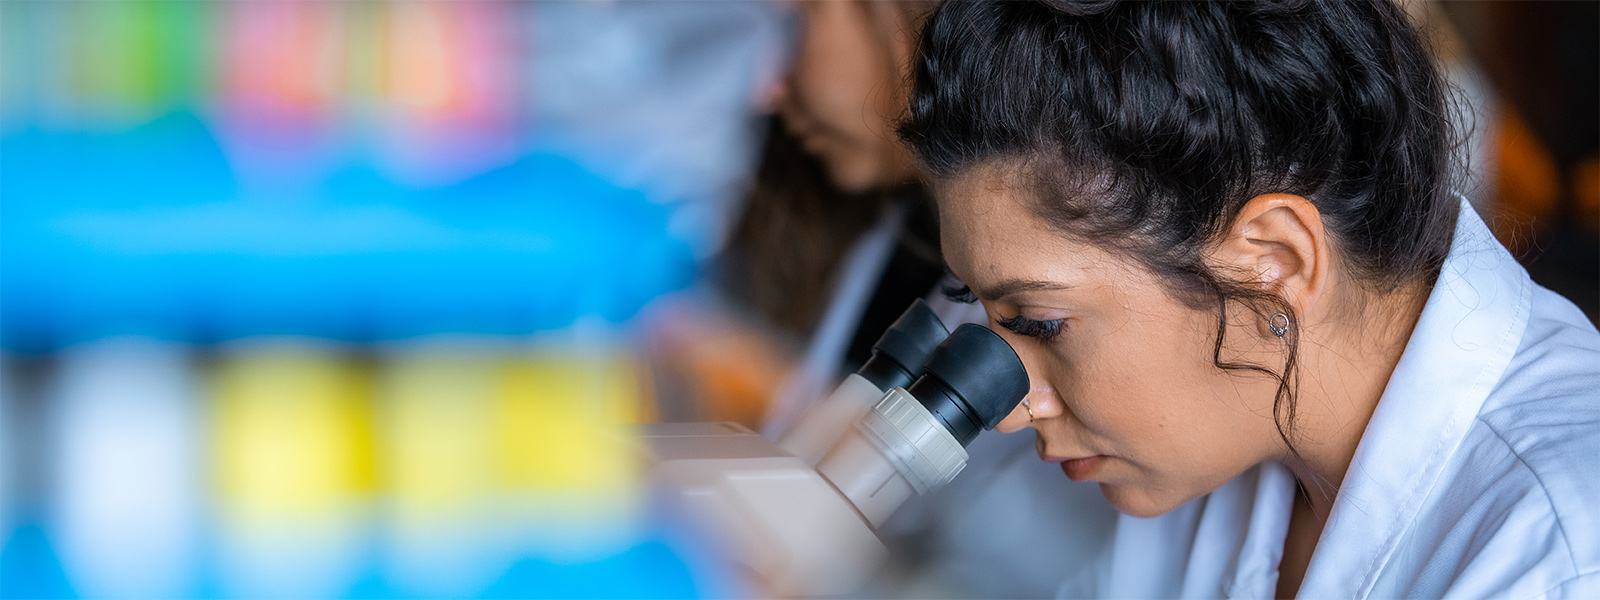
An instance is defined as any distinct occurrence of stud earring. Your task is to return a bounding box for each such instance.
[1269,313,1291,338]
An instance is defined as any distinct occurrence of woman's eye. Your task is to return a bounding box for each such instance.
[996,314,1066,341]
[941,282,978,304]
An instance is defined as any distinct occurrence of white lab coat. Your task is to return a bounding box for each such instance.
[1062,200,1600,599]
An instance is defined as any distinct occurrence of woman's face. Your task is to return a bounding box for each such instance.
[773,1,919,193]
[937,167,1286,518]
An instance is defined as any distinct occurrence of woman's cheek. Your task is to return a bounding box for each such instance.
[1052,344,1140,439]
[1039,347,1102,428]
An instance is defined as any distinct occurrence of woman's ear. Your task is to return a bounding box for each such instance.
[1209,194,1330,318]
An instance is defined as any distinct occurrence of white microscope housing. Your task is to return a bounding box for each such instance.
[641,302,1029,596]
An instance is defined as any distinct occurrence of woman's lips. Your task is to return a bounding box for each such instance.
[1040,448,1107,482]
[1057,456,1105,481]
[780,117,819,148]
[797,132,824,154]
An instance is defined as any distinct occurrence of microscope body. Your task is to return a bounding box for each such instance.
[641,303,1028,597]
[641,421,896,597]
[642,382,982,595]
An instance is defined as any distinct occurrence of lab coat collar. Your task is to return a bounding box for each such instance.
[1297,199,1532,597]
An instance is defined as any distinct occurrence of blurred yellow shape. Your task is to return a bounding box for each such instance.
[377,347,654,589]
[381,352,497,515]
[213,347,377,517]
[495,353,640,497]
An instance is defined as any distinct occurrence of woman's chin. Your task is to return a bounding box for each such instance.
[823,166,879,195]
[816,151,889,195]
[1099,483,1187,519]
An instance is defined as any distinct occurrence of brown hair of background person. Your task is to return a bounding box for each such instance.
[722,122,887,336]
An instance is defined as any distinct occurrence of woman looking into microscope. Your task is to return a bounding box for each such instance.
[716,2,1115,597]
[900,1,1600,597]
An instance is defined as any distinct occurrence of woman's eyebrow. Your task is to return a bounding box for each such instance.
[978,278,1072,301]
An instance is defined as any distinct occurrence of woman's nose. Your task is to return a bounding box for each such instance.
[994,384,1061,433]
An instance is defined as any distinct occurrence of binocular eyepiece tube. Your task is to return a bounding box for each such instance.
[777,299,950,465]
[816,312,1030,527]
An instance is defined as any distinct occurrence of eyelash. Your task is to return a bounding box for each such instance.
[996,314,1066,341]
[941,283,978,304]
[942,277,1066,340]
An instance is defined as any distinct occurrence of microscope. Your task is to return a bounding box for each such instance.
[640,300,1029,596]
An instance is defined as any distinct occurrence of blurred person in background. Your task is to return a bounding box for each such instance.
[644,1,934,428]
[734,0,942,412]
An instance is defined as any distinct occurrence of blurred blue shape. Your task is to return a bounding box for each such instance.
[0,113,236,215]
[0,520,77,599]
[1,113,696,349]
[476,542,699,600]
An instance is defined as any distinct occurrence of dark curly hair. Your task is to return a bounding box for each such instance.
[897,0,1461,459]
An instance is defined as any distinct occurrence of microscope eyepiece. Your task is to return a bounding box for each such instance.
[857,299,949,392]
[814,321,1029,522]
[907,324,1029,446]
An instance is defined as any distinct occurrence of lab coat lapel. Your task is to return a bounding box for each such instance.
[1297,200,1532,598]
